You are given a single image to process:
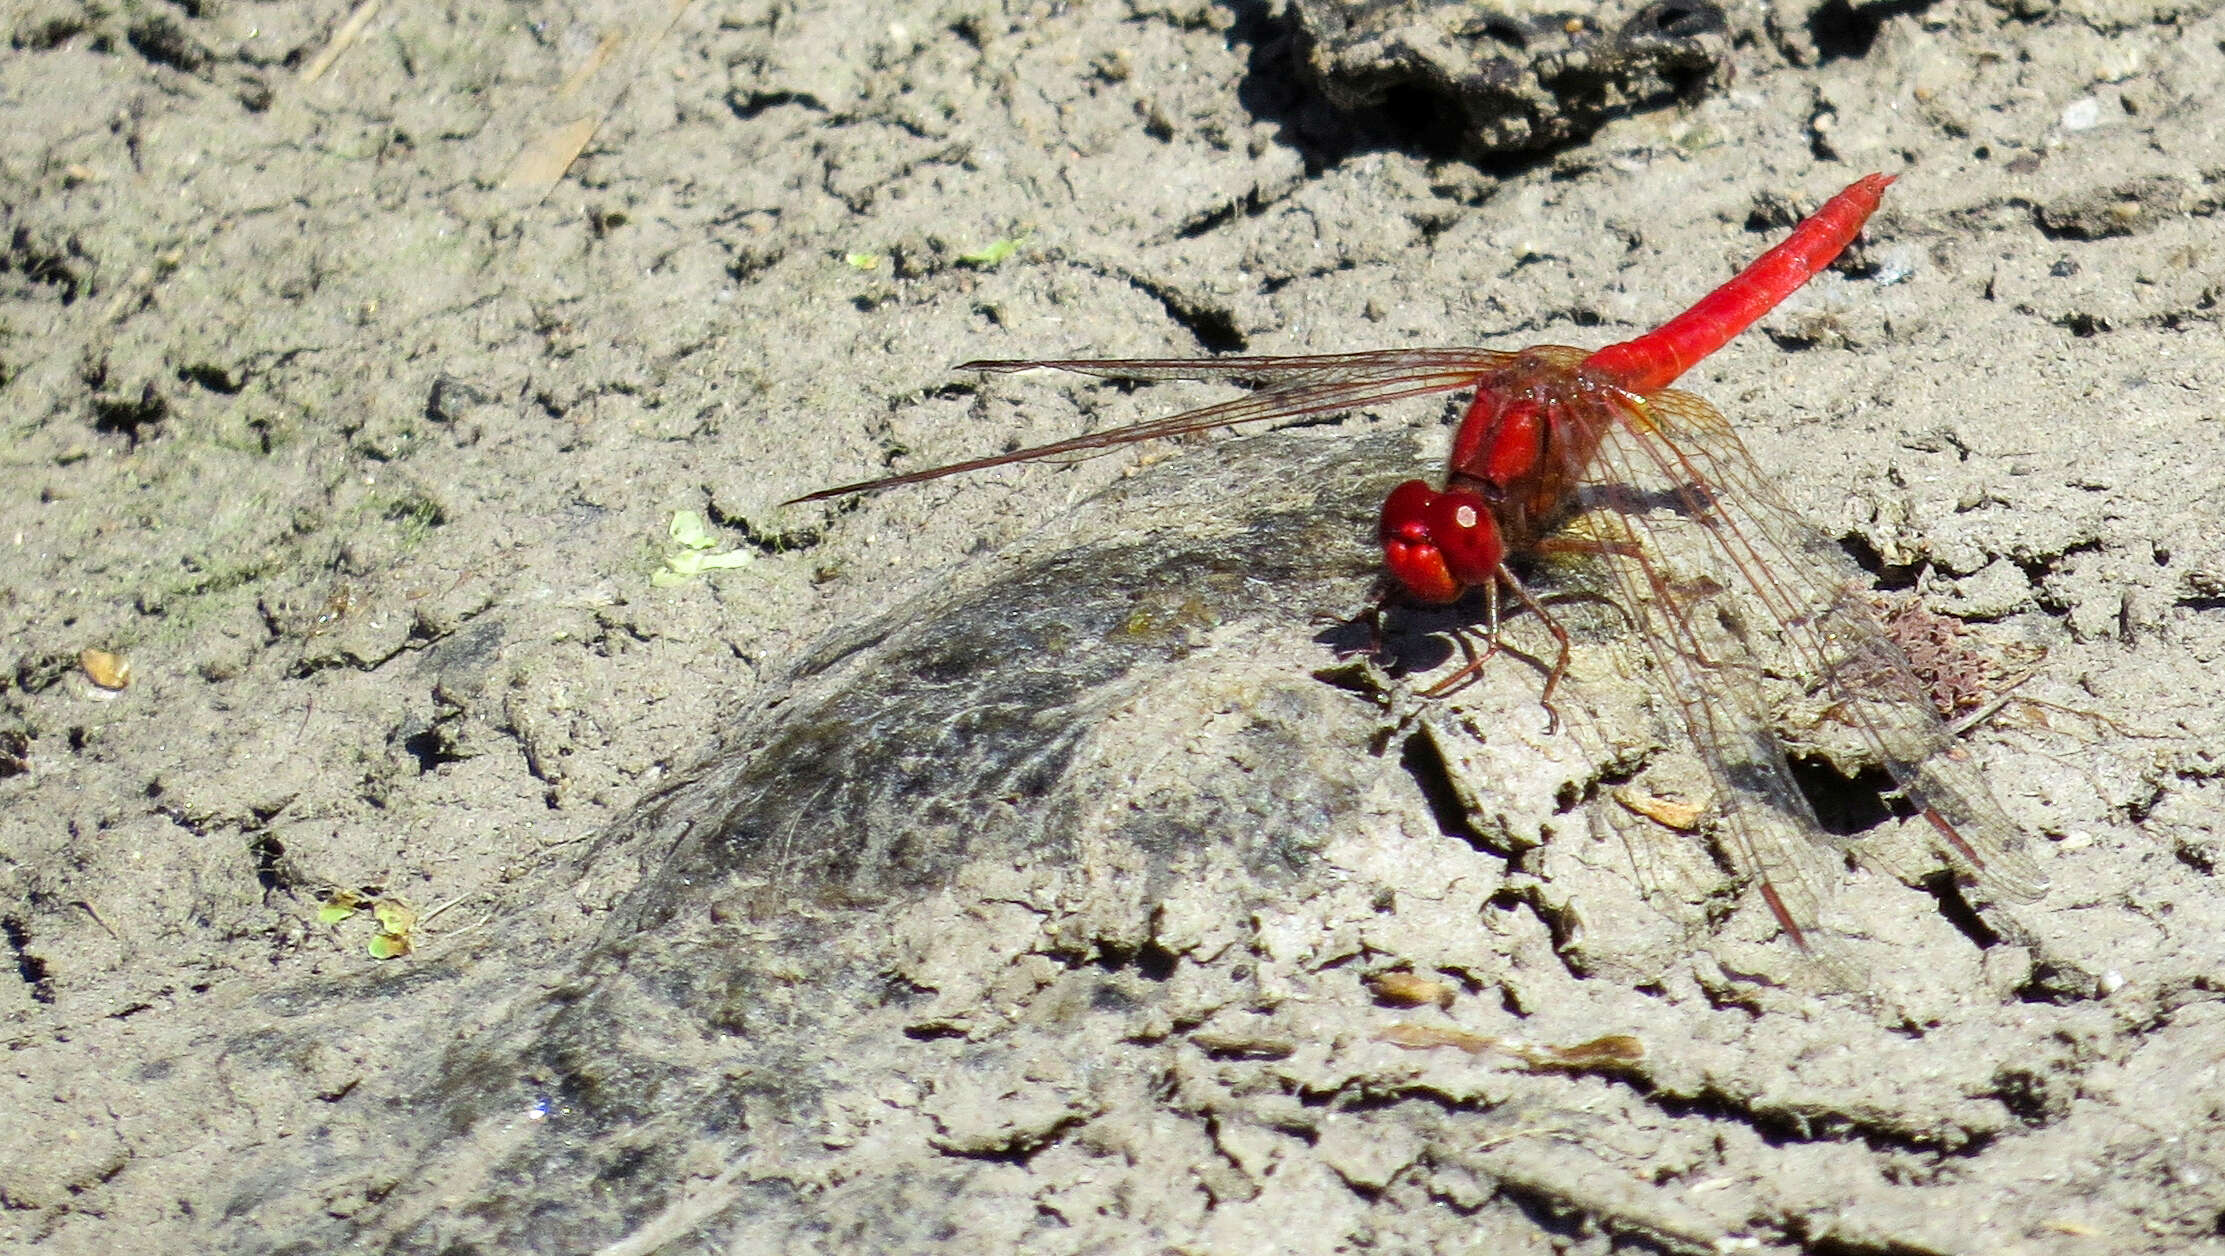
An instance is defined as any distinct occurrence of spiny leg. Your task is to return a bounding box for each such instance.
[1413,571,1571,735]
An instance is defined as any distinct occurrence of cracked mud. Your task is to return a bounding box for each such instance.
[3,0,2223,1253]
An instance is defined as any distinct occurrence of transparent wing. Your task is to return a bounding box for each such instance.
[1575,385,2045,947]
[787,348,1520,504]
[957,347,1525,387]
[1561,398,1838,949]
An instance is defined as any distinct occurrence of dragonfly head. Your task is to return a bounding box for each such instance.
[1379,479,1504,605]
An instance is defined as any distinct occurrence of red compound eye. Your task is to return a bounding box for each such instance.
[1379,480,1504,605]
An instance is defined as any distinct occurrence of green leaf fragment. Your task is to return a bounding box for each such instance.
[318,889,369,924]
[668,510,716,549]
[657,511,755,585]
[369,900,416,959]
[321,890,417,959]
[959,235,1025,266]
[372,900,417,934]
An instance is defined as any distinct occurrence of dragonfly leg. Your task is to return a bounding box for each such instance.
[1416,626,1506,702]
[1408,573,1571,734]
[1497,567,1571,735]
[1414,579,1503,700]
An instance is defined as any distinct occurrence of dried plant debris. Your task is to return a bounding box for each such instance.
[319,889,418,960]
[1368,969,1461,1008]
[79,648,133,690]
[1379,1023,1647,1073]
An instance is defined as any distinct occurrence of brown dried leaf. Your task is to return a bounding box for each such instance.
[1367,970,1458,1009]
[1613,786,1702,831]
[1378,1023,1646,1073]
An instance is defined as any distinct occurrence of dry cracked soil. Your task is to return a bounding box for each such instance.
[3,0,2224,1253]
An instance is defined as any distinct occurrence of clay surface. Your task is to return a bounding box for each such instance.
[3,1,2222,1252]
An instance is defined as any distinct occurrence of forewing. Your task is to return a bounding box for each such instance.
[958,348,1521,388]
[789,349,1519,503]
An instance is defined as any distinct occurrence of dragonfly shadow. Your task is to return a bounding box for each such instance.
[1575,478,1719,525]
[1308,592,1577,708]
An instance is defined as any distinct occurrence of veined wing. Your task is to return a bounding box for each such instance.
[1576,385,2046,945]
[1559,394,1838,949]
[957,347,1521,388]
[787,348,1520,504]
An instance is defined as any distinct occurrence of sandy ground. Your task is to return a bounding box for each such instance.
[3,0,2223,1252]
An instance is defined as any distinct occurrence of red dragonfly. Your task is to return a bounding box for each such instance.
[791,174,2048,957]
